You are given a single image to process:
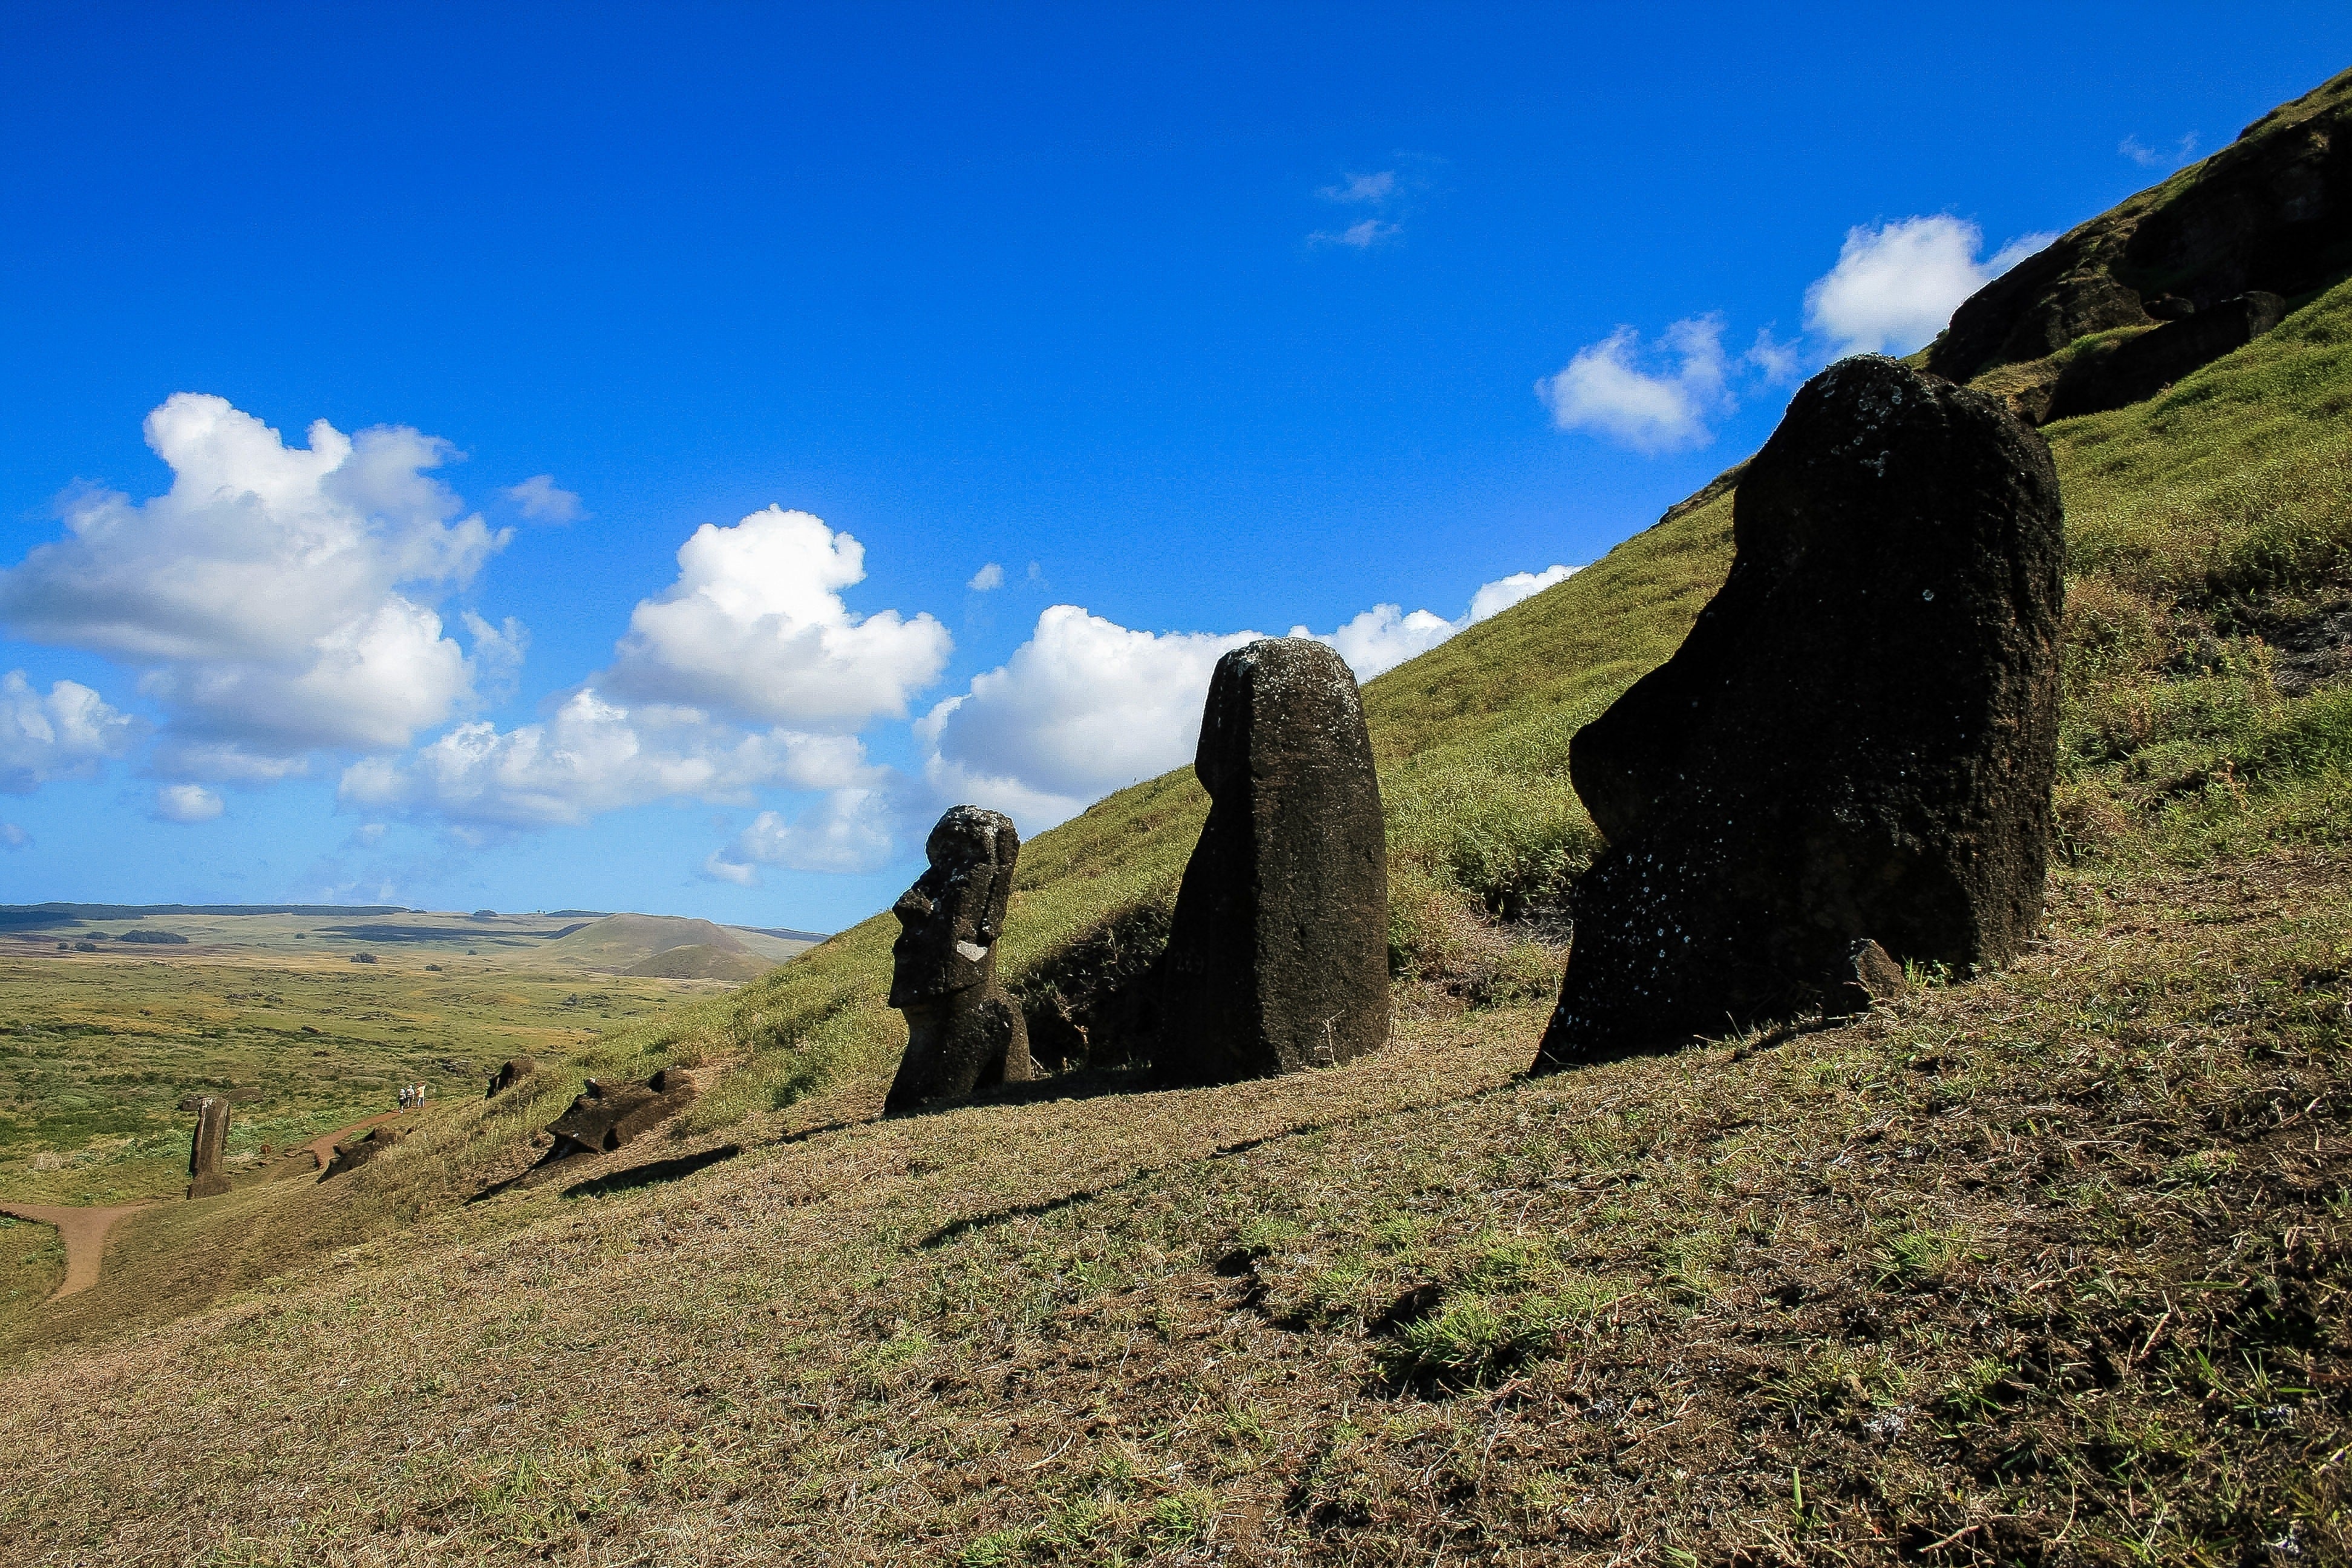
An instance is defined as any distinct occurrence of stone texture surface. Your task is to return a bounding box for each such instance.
[321,1125,406,1180]
[546,1068,701,1159]
[186,1095,230,1199]
[884,808,1031,1114]
[1157,637,1390,1082]
[2043,292,2289,420]
[1534,356,2063,1072]
[486,1057,537,1098]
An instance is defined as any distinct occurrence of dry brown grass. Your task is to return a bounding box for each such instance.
[1,846,2344,1565]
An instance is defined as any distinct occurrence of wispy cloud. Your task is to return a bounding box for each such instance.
[1308,162,1424,249]
[967,561,1005,592]
[503,474,585,524]
[2120,132,2199,170]
[1309,218,1399,249]
[152,782,223,823]
[1319,170,1397,204]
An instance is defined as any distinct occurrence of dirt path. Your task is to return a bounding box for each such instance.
[0,1201,159,1300]
[293,1111,402,1174]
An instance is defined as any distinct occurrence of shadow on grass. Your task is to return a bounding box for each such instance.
[561,1144,742,1200]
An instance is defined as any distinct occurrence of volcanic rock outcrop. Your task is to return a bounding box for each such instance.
[1532,355,2063,1072]
[883,808,1031,1114]
[546,1068,701,1159]
[1926,65,2348,417]
[2042,292,2288,420]
[185,1094,230,1199]
[1156,637,1389,1082]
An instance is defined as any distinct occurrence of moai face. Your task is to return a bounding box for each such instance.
[888,807,1019,1008]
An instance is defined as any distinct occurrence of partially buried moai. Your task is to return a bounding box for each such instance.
[883,806,1032,1114]
[186,1094,230,1198]
[1532,355,2063,1073]
[1157,637,1390,1082]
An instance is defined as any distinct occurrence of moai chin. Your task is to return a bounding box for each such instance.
[882,806,1033,1114]
[1156,637,1390,1082]
[186,1094,230,1199]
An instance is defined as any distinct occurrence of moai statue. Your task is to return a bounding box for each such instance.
[186,1094,230,1198]
[882,807,1031,1114]
[1533,355,2063,1072]
[1156,637,1390,1082]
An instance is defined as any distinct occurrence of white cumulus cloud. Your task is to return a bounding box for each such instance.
[968,562,1005,592]
[0,394,510,777]
[1465,564,1577,623]
[340,687,874,833]
[605,505,952,729]
[921,563,1579,834]
[1537,316,1730,454]
[0,670,139,792]
[1803,216,2056,359]
[152,783,223,823]
[918,606,1258,829]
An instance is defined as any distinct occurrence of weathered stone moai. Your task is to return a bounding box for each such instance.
[1532,355,2063,1072]
[186,1094,230,1198]
[1157,637,1390,1082]
[544,1068,701,1159]
[883,807,1031,1114]
[486,1056,537,1098]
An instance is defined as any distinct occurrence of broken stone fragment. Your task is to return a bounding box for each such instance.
[321,1124,406,1180]
[1534,355,2062,1072]
[485,1056,537,1098]
[545,1067,701,1159]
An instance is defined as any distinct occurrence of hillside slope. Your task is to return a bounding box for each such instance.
[5,77,2352,1565]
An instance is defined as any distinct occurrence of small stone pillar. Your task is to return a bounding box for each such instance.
[883,807,1031,1114]
[186,1095,230,1198]
[1156,637,1390,1082]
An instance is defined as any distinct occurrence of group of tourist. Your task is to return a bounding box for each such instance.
[397,1083,430,1111]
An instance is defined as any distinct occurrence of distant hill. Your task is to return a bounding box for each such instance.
[542,913,751,972]
[0,903,406,932]
[620,942,772,981]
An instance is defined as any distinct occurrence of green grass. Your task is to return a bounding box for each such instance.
[0,949,713,1207]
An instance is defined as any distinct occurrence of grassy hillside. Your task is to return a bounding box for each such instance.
[4,162,2351,1567]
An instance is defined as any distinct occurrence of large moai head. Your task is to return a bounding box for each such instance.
[888,806,1020,1009]
[1534,354,2063,1072]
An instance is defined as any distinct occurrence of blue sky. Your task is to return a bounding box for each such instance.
[3,3,2347,929]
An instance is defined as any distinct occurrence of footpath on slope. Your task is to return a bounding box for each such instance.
[1,1108,418,1307]
[0,1201,159,1301]
[291,1110,404,1175]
